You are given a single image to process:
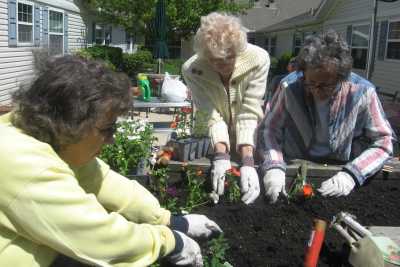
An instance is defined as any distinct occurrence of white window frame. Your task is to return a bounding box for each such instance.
[351,23,370,70]
[386,19,400,62]
[264,36,277,57]
[94,24,112,45]
[16,0,34,45]
[48,7,64,55]
[293,32,303,55]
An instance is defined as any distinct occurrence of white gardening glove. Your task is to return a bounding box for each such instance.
[263,169,287,203]
[167,231,203,266]
[240,166,260,205]
[170,214,223,239]
[317,171,356,197]
[211,159,232,196]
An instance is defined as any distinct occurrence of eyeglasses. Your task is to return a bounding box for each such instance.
[96,122,117,139]
[303,81,338,94]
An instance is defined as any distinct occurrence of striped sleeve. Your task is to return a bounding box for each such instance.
[344,88,393,185]
[259,83,287,173]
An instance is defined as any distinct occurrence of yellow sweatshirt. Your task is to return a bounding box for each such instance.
[182,44,270,152]
[0,113,175,267]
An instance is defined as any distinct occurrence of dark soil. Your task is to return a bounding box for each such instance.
[193,178,400,267]
[51,177,400,267]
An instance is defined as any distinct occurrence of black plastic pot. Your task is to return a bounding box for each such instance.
[170,138,197,162]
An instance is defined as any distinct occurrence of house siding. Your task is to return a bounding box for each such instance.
[324,0,400,95]
[0,0,86,105]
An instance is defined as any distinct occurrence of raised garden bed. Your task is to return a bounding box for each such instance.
[52,159,400,267]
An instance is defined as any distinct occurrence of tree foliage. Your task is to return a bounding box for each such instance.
[82,0,157,36]
[82,0,250,39]
[166,0,249,39]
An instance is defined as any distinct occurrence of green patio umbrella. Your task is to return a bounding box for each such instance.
[153,0,169,73]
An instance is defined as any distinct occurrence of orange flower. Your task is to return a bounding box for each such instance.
[170,121,177,128]
[231,167,241,177]
[302,184,314,198]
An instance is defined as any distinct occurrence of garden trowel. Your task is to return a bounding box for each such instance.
[331,212,400,267]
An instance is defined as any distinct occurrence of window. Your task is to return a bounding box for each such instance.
[293,32,303,55]
[94,24,112,45]
[264,36,276,56]
[387,21,400,60]
[351,24,370,69]
[48,10,64,56]
[17,1,33,43]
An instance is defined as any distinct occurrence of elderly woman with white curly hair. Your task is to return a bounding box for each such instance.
[182,12,270,205]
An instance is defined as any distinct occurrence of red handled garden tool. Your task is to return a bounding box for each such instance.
[331,211,400,267]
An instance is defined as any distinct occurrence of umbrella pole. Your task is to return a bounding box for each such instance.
[157,58,162,74]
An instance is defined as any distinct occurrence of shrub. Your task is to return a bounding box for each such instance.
[122,49,155,78]
[275,51,294,75]
[76,46,123,70]
[163,59,184,75]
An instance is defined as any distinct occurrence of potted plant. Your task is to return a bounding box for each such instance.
[192,110,212,158]
[169,107,198,161]
[99,118,157,181]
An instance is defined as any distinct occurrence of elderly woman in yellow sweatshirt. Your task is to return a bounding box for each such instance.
[0,55,221,267]
[182,12,270,205]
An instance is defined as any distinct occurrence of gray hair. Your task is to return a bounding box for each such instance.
[11,55,132,151]
[193,12,247,59]
[297,30,353,81]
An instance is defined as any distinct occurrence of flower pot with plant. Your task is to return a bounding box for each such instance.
[169,107,198,161]
[99,118,157,180]
[192,110,212,158]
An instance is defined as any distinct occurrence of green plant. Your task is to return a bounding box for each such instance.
[99,118,156,176]
[163,59,184,75]
[170,107,193,139]
[192,110,209,138]
[183,168,209,212]
[204,234,232,267]
[275,51,294,75]
[287,161,314,201]
[122,49,155,77]
[75,46,123,70]
[149,167,180,214]
[225,167,241,203]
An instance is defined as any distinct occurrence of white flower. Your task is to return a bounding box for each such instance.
[127,135,140,141]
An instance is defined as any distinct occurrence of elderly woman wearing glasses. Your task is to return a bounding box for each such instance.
[0,55,222,267]
[260,30,394,203]
[182,12,270,205]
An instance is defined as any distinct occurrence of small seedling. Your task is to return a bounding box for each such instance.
[287,161,314,201]
[225,167,241,203]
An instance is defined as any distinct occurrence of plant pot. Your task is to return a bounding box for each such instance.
[131,158,148,176]
[202,137,211,157]
[170,138,197,162]
[194,137,205,159]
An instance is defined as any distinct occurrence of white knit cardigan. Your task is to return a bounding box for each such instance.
[182,44,270,152]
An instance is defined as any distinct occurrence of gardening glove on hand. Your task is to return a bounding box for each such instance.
[211,153,231,198]
[167,231,203,267]
[317,171,356,197]
[240,166,260,205]
[263,169,287,203]
[170,214,222,239]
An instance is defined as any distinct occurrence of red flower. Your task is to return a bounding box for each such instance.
[181,107,192,114]
[302,184,314,198]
